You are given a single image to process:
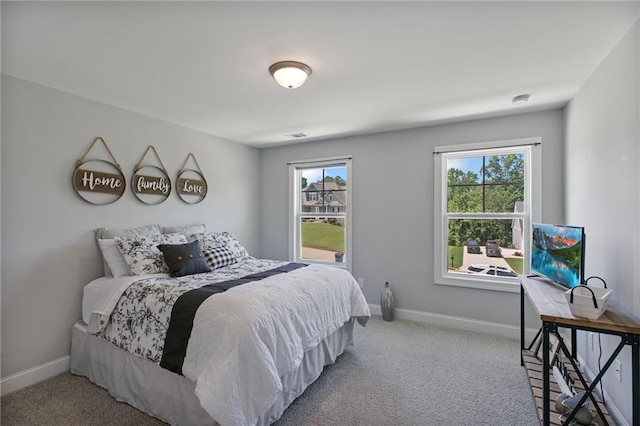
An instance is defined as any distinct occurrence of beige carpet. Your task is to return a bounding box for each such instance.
[1,317,538,425]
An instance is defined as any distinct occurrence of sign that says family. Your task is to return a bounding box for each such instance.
[134,174,171,195]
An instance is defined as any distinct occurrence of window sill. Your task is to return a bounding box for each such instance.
[298,259,349,271]
[435,275,520,293]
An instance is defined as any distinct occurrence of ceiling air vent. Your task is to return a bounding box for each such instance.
[286,133,307,138]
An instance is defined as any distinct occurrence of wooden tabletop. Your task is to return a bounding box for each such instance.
[521,275,640,335]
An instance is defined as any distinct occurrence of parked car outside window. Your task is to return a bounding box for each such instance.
[485,240,502,257]
[467,264,517,277]
[467,240,481,254]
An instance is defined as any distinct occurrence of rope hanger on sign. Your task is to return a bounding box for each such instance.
[176,152,208,204]
[75,136,122,171]
[72,136,125,205]
[131,145,171,205]
[134,145,168,174]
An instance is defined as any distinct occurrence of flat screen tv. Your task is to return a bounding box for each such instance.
[531,223,585,289]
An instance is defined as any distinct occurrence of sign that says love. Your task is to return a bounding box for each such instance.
[177,178,207,195]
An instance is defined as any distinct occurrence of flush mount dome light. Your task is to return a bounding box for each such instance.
[269,61,312,89]
[512,94,530,105]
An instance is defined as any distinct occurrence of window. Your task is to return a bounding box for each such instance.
[289,157,352,270]
[433,138,541,292]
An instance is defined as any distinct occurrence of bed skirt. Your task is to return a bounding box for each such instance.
[70,318,355,425]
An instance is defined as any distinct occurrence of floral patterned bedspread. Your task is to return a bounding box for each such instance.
[93,257,371,426]
[99,258,288,363]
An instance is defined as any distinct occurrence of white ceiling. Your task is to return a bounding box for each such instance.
[3,1,639,147]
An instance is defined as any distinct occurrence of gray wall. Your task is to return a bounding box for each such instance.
[259,109,565,327]
[1,75,261,378]
[564,19,639,424]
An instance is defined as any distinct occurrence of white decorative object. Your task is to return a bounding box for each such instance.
[380,281,395,322]
[565,285,612,319]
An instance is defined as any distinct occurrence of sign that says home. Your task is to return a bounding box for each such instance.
[74,169,125,195]
[177,178,207,195]
[134,174,171,195]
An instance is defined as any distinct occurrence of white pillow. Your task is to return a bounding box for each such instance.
[94,224,162,240]
[115,233,188,276]
[97,239,130,277]
[94,224,162,276]
[220,231,250,258]
[161,224,206,235]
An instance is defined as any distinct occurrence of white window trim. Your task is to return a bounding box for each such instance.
[433,137,542,293]
[288,157,352,271]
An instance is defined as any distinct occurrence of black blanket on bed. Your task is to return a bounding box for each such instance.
[160,262,307,374]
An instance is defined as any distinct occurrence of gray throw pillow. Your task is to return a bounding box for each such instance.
[158,241,212,277]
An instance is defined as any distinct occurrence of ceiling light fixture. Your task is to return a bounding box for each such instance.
[269,61,312,89]
[512,94,530,105]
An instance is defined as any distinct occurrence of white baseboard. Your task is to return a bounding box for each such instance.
[576,353,629,426]
[1,355,70,396]
[369,304,539,341]
[0,308,537,397]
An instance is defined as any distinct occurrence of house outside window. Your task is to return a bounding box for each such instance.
[433,138,541,292]
[289,157,352,270]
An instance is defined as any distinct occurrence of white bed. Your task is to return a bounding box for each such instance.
[71,254,370,426]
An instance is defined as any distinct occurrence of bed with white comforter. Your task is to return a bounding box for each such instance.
[74,256,370,426]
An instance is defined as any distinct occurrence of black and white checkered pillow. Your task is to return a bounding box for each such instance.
[203,246,237,270]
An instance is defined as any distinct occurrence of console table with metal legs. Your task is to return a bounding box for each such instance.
[520,275,640,426]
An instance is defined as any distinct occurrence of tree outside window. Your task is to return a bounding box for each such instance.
[434,138,540,292]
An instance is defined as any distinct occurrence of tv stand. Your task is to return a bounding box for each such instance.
[520,275,640,425]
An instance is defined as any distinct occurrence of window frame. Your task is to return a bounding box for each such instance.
[433,137,541,292]
[288,157,352,271]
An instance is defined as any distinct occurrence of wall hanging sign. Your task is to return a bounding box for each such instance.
[176,153,208,204]
[72,136,126,205]
[132,145,171,205]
